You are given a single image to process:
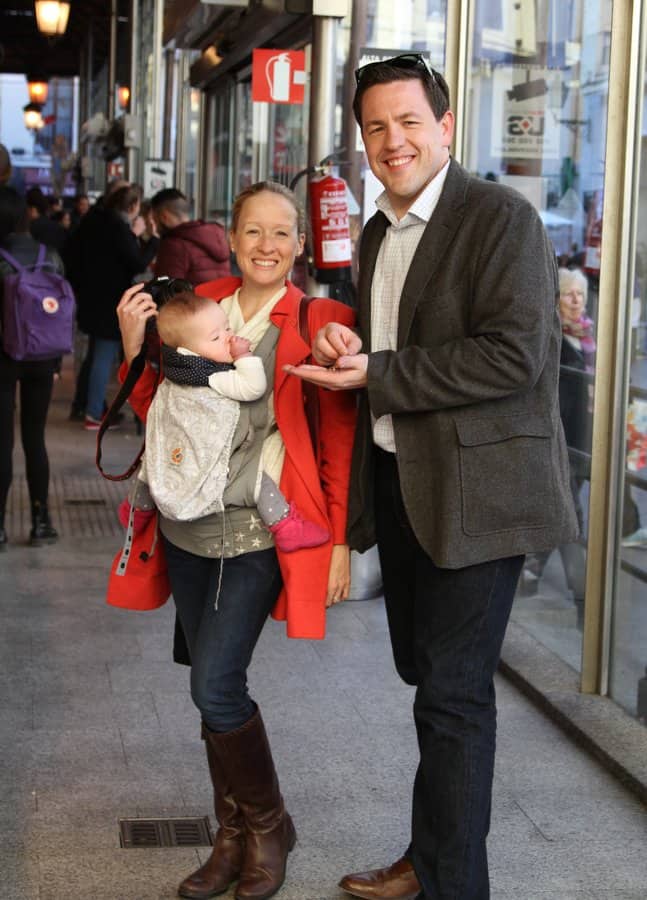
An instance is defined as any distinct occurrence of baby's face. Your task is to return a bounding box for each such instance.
[182,304,234,363]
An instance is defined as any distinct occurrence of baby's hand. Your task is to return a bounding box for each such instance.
[230,335,252,360]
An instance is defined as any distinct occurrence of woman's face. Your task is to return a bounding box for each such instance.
[559,283,586,323]
[230,192,305,292]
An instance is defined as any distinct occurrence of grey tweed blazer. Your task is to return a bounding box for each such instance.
[347,159,579,568]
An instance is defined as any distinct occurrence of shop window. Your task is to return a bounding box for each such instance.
[465,0,613,677]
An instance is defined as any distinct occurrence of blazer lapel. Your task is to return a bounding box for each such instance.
[358,211,388,346]
[397,160,469,349]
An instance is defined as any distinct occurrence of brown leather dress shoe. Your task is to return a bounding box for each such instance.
[338,856,420,899]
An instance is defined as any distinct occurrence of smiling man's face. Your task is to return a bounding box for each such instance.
[361,78,454,219]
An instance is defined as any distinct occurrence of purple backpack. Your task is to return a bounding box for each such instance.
[0,245,75,361]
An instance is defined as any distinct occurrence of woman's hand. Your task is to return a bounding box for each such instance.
[131,214,146,238]
[326,543,351,607]
[117,283,158,364]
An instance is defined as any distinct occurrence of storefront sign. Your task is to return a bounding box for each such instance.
[143,159,173,197]
[252,50,306,105]
[491,67,561,160]
[107,161,124,179]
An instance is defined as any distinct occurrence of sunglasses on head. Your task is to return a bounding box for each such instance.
[354,53,438,86]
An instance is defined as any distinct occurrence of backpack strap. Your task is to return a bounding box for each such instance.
[0,247,25,271]
[298,296,320,458]
[0,244,51,272]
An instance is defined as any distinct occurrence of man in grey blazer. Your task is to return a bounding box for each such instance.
[286,55,578,900]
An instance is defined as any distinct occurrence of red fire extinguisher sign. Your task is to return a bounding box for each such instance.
[252,50,307,105]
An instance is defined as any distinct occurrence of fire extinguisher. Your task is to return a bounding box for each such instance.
[308,170,353,284]
[290,154,353,285]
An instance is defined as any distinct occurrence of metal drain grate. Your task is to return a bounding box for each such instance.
[119,816,214,848]
[6,474,124,539]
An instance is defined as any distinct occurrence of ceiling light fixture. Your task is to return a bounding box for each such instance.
[117,85,130,111]
[34,1,71,39]
[26,75,49,105]
[23,102,45,131]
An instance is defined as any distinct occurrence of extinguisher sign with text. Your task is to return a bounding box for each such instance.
[252,50,307,105]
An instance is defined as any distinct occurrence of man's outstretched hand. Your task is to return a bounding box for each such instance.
[284,357,368,390]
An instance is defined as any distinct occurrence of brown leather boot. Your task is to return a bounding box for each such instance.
[216,708,296,900]
[178,725,246,899]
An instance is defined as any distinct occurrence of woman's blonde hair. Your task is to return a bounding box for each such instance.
[231,180,305,234]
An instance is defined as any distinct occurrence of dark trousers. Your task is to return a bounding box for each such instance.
[162,537,283,733]
[374,448,523,900]
[71,333,95,415]
[0,353,55,513]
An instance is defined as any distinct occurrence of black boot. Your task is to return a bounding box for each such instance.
[29,502,58,546]
[0,510,6,552]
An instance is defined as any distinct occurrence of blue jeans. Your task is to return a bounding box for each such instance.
[162,537,283,733]
[374,448,523,900]
[86,337,120,420]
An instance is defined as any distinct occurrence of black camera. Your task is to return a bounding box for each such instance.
[142,276,193,364]
[143,276,193,309]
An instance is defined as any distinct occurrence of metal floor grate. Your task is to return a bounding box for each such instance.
[6,474,125,540]
[119,816,214,848]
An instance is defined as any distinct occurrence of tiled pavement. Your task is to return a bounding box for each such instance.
[1,365,646,900]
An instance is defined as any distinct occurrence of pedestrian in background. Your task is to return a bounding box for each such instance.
[69,193,90,230]
[151,187,230,284]
[0,186,63,549]
[287,54,578,900]
[77,183,159,430]
[63,180,130,421]
[26,186,67,252]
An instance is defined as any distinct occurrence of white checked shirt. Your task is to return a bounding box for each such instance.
[370,159,450,452]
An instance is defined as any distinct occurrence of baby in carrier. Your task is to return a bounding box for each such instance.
[119,290,329,552]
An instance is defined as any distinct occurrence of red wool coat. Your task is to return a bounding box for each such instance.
[122,277,357,639]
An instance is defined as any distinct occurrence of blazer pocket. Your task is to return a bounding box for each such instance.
[455,414,555,536]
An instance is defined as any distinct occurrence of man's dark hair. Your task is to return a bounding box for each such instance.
[353,62,450,128]
[0,186,29,241]
[150,188,190,219]
[25,186,48,216]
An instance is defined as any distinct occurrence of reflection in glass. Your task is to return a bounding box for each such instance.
[207,83,235,226]
[466,0,613,673]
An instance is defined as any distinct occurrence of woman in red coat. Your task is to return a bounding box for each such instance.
[116,181,356,900]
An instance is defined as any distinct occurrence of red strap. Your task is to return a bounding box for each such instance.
[298,296,320,458]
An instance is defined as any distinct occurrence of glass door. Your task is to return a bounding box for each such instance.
[206,81,235,225]
[463,0,614,673]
